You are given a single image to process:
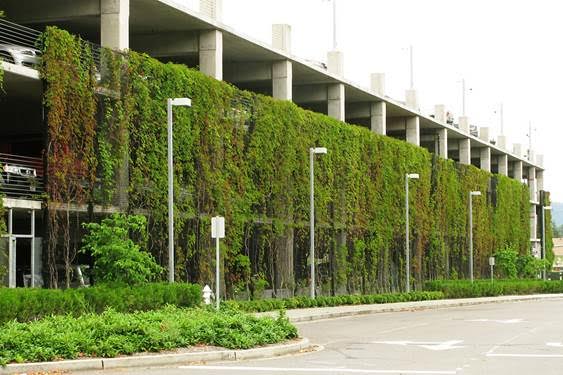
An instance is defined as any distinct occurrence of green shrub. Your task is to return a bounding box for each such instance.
[424,279,563,298]
[494,247,518,279]
[81,214,164,285]
[0,306,297,365]
[0,283,201,324]
[224,291,444,313]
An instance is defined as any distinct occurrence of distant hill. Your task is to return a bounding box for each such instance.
[552,202,563,226]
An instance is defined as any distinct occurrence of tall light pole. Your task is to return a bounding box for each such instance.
[469,191,482,282]
[542,205,552,280]
[167,97,192,283]
[405,173,419,292]
[310,146,327,298]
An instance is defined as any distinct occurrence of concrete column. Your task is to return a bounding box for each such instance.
[513,143,522,157]
[537,170,544,192]
[328,83,345,121]
[370,101,386,135]
[435,105,446,123]
[271,24,292,101]
[438,128,448,158]
[528,166,537,202]
[199,30,223,80]
[498,154,508,176]
[405,89,419,111]
[537,154,544,168]
[101,0,129,50]
[459,116,470,133]
[272,61,292,100]
[497,135,507,149]
[459,138,471,165]
[528,150,536,164]
[200,0,223,21]
[406,116,420,146]
[327,51,344,76]
[513,160,523,181]
[480,147,491,172]
[370,73,385,96]
[479,127,490,143]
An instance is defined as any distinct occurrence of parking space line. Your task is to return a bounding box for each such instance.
[178,365,457,374]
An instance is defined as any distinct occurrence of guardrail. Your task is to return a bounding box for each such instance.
[0,18,101,68]
[0,153,45,199]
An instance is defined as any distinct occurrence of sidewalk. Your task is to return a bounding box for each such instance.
[259,293,563,323]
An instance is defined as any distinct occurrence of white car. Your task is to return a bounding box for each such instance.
[0,43,41,67]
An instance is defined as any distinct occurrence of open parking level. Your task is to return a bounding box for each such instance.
[80,297,563,375]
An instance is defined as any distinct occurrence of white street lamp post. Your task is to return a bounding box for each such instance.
[469,191,482,282]
[542,205,552,280]
[405,173,419,292]
[167,97,192,283]
[310,147,327,298]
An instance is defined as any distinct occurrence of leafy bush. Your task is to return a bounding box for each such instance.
[494,247,518,279]
[81,214,163,285]
[0,306,297,365]
[424,279,563,298]
[223,291,444,313]
[0,283,201,324]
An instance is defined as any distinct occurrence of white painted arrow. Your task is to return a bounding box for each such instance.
[371,340,465,351]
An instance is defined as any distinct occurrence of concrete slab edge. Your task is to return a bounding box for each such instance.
[287,294,563,323]
[0,338,310,374]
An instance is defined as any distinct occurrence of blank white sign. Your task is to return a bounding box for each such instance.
[211,216,225,238]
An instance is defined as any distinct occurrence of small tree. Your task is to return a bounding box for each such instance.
[81,214,163,285]
[494,246,518,279]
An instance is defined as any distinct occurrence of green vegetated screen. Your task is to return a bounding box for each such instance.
[38,27,536,294]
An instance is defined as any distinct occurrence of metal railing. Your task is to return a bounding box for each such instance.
[0,153,45,198]
[0,18,101,69]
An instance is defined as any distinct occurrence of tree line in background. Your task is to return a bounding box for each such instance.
[0,27,547,295]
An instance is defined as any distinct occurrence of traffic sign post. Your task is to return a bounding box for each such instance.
[489,256,495,283]
[211,216,225,310]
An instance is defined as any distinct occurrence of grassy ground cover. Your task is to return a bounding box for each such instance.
[0,306,297,365]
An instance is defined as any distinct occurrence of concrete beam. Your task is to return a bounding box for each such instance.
[480,147,491,172]
[293,85,327,103]
[438,128,448,158]
[200,0,223,21]
[459,138,471,165]
[459,116,470,133]
[405,89,419,112]
[224,62,271,83]
[131,32,198,57]
[272,60,292,100]
[434,104,446,123]
[328,83,345,121]
[406,116,420,146]
[327,51,344,76]
[370,73,385,96]
[199,30,223,80]
[101,0,129,50]
[498,154,508,176]
[370,102,386,135]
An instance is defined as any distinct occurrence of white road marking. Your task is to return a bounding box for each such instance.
[371,340,465,351]
[466,318,523,324]
[546,342,563,347]
[487,353,563,358]
[178,365,457,374]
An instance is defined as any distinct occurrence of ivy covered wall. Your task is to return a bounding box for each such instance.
[40,27,534,294]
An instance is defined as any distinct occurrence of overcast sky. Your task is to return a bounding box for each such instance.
[181,0,562,200]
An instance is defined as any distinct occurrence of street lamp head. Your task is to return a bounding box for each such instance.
[312,147,328,154]
[470,191,482,196]
[170,97,192,107]
[407,173,419,179]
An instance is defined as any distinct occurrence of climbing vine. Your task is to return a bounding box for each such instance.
[41,27,534,294]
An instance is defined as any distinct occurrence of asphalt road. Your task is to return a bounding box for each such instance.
[81,298,563,375]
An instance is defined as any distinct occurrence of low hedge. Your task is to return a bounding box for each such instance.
[0,283,201,324]
[424,279,563,298]
[224,291,445,312]
[0,306,298,365]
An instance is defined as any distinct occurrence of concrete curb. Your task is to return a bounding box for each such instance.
[259,294,563,323]
[0,338,310,374]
